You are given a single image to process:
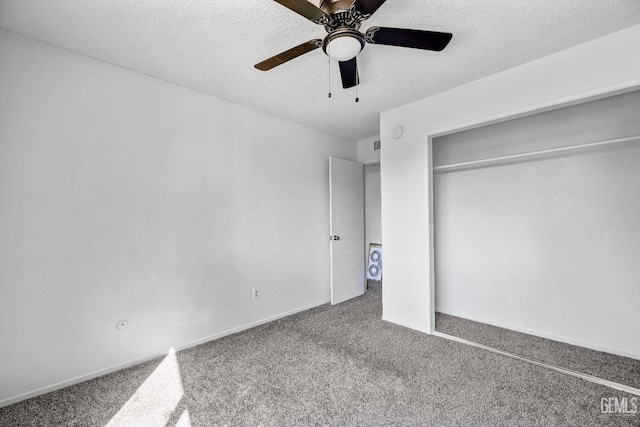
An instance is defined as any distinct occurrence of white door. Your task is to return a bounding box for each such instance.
[329,157,365,305]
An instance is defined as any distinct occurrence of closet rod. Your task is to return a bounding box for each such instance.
[433,135,640,172]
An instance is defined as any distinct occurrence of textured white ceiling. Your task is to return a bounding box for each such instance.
[1,1,639,140]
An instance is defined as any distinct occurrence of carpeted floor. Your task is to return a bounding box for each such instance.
[435,312,640,390]
[1,285,639,426]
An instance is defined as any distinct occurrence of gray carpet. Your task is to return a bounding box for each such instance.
[436,312,640,390]
[1,285,639,426]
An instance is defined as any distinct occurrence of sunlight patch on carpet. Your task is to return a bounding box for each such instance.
[175,408,192,427]
[106,348,184,426]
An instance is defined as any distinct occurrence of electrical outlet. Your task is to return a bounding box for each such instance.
[252,287,260,300]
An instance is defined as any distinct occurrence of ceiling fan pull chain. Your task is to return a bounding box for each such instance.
[355,61,360,103]
[328,46,332,98]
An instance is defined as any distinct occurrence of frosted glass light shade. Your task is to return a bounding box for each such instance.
[327,35,362,61]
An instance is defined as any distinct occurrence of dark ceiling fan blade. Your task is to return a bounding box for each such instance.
[255,40,322,71]
[339,57,359,89]
[354,0,388,16]
[273,0,328,24]
[365,27,453,51]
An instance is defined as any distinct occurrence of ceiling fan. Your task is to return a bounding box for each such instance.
[255,0,453,90]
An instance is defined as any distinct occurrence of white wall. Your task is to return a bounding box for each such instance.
[433,90,640,359]
[0,29,356,405]
[364,164,381,248]
[380,24,640,334]
[357,135,381,165]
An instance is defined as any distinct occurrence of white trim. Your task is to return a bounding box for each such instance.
[435,308,640,361]
[427,79,640,139]
[425,136,436,332]
[362,159,381,166]
[382,315,430,334]
[329,157,336,305]
[174,299,330,351]
[434,135,640,172]
[432,331,640,397]
[0,299,330,409]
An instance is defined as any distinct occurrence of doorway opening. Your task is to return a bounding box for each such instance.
[364,163,382,290]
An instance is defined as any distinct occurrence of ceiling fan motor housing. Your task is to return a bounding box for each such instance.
[320,0,368,32]
[319,0,355,16]
[319,0,366,60]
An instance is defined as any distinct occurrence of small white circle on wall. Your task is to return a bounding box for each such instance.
[392,126,403,139]
[116,319,129,331]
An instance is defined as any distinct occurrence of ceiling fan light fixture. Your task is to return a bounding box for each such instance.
[323,29,365,62]
[327,35,362,61]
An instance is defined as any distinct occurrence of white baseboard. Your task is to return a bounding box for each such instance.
[435,307,640,361]
[381,315,430,334]
[0,299,330,409]
[173,299,330,352]
[432,331,640,397]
